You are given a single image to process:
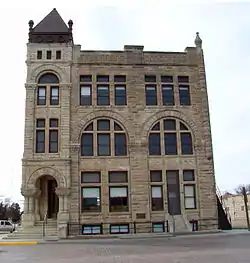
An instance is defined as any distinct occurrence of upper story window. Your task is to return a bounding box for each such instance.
[145,75,157,106]
[161,75,174,106]
[80,75,92,106]
[114,75,127,106]
[46,51,52,60]
[148,118,193,156]
[81,119,127,157]
[178,76,191,105]
[37,51,42,60]
[37,73,60,106]
[56,50,61,60]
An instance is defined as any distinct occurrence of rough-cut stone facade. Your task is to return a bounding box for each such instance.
[21,20,217,237]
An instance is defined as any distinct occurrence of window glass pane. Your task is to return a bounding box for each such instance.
[145,85,157,105]
[82,188,100,198]
[115,85,126,105]
[162,85,174,105]
[119,225,129,232]
[38,73,59,84]
[164,133,177,155]
[56,50,61,59]
[82,188,101,212]
[150,171,162,182]
[51,87,59,96]
[36,130,45,153]
[109,172,128,183]
[145,75,156,82]
[180,122,188,130]
[151,122,160,131]
[80,86,91,105]
[97,85,109,105]
[97,120,110,131]
[81,134,93,156]
[153,223,164,232]
[97,134,110,156]
[114,122,123,131]
[84,123,93,131]
[179,85,191,105]
[114,133,127,156]
[80,75,92,82]
[38,87,46,96]
[36,119,45,128]
[178,76,189,83]
[81,172,101,183]
[183,170,195,181]
[49,130,58,153]
[97,75,109,82]
[161,75,173,83]
[184,185,195,197]
[110,187,127,197]
[163,119,176,130]
[185,198,195,209]
[152,186,162,198]
[181,133,193,154]
[114,75,126,82]
[110,225,129,233]
[81,86,91,96]
[49,118,58,127]
[149,133,161,155]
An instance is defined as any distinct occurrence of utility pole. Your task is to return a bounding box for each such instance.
[242,186,250,231]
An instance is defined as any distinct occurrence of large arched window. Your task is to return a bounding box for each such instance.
[81,119,127,156]
[37,73,60,106]
[148,118,193,155]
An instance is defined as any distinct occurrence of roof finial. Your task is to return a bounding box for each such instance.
[195,32,202,48]
[28,20,34,32]
[68,19,73,32]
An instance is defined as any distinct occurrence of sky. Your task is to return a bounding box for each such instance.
[0,1,249,202]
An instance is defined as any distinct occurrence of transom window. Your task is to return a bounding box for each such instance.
[81,119,127,157]
[148,119,193,155]
[37,73,60,106]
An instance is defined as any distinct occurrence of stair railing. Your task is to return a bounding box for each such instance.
[42,211,48,238]
[216,186,232,223]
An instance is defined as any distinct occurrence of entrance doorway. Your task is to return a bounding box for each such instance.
[37,175,59,220]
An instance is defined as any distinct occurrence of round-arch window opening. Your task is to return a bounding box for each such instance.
[38,73,59,84]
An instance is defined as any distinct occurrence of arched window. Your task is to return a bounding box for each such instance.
[37,73,60,106]
[81,119,127,157]
[148,118,193,155]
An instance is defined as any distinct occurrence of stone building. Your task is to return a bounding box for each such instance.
[20,8,217,238]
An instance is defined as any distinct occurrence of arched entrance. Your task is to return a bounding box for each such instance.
[36,175,59,220]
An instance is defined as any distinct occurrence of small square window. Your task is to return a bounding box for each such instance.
[110,224,129,234]
[56,50,61,59]
[145,75,156,82]
[183,170,195,181]
[82,225,102,235]
[97,75,109,82]
[80,75,92,82]
[152,222,165,233]
[36,119,45,128]
[81,172,101,183]
[49,118,58,128]
[150,171,162,182]
[109,171,128,183]
[114,75,126,82]
[46,51,52,59]
[161,75,173,83]
[178,76,189,83]
[37,51,42,59]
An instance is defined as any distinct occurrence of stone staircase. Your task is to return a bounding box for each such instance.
[2,219,58,240]
[168,215,192,233]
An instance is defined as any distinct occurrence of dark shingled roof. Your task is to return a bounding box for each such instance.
[33,8,69,33]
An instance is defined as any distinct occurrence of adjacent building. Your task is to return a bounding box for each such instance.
[20,8,217,238]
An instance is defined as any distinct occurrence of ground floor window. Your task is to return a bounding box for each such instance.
[82,224,102,235]
[110,224,129,234]
[152,222,165,233]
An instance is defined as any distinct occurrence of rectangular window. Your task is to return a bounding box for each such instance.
[109,186,128,212]
[36,119,45,128]
[115,85,127,105]
[178,76,189,83]
[164,133,177,155]
[96,75,109,82]
[80,75,92,82]
[110,224,129,234]
[145,85,157,105]
[35,130,45,153]
[145,75,156,82]
[49,118,58,128]
[37,86,46,105]
[49,130,58,153]
[81,134,93,156]
[50,87,59,105]
[184,185,196,209]
[46,50,52,59]
[152,222,165,233]
[161,75,173,83]
[183,170,195,181]
[81,172,101,183]
[97,134,110,156]
[151,186,163,211]
[37,50,42,59]
[181,133,193,154]
[114,75,126,82]
[162,85,174,106]
[80,85,92,106]
[109,171,128,183]
[114,133,127,156]
[97,85,110,105]
[56,50,61,59]
[150,171,162,182]
[166,170,181,215]
[149,133,161,155]
[81,187,101,212]
[82,225,102,235]
[179,85,191,105]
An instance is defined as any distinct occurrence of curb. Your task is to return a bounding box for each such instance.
[0,241,38,246]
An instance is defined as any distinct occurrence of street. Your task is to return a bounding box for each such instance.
[0,233,250,262]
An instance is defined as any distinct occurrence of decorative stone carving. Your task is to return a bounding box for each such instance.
[55,187,71,197]
[70,143,80,153]
[21,187,37,197]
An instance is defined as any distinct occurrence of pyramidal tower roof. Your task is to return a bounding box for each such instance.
[28,8,73,44]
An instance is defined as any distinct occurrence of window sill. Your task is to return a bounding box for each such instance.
[81,212,102,215]
[147,155,195,158]
[79,156,129,159]
[108,212,130,215]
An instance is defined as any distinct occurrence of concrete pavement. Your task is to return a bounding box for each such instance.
[0,232,250,262]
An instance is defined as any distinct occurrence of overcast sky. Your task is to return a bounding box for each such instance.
[0,1,249,201]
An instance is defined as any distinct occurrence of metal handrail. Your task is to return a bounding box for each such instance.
[42,211,48,238]
[216,186,232,223]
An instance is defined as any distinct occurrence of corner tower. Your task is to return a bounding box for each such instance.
[22,9,73,234]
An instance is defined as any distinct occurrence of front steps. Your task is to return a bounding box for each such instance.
[2,220,58,240]
[168,215,192,233]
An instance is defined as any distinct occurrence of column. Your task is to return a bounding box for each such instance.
[55,187,71,223]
